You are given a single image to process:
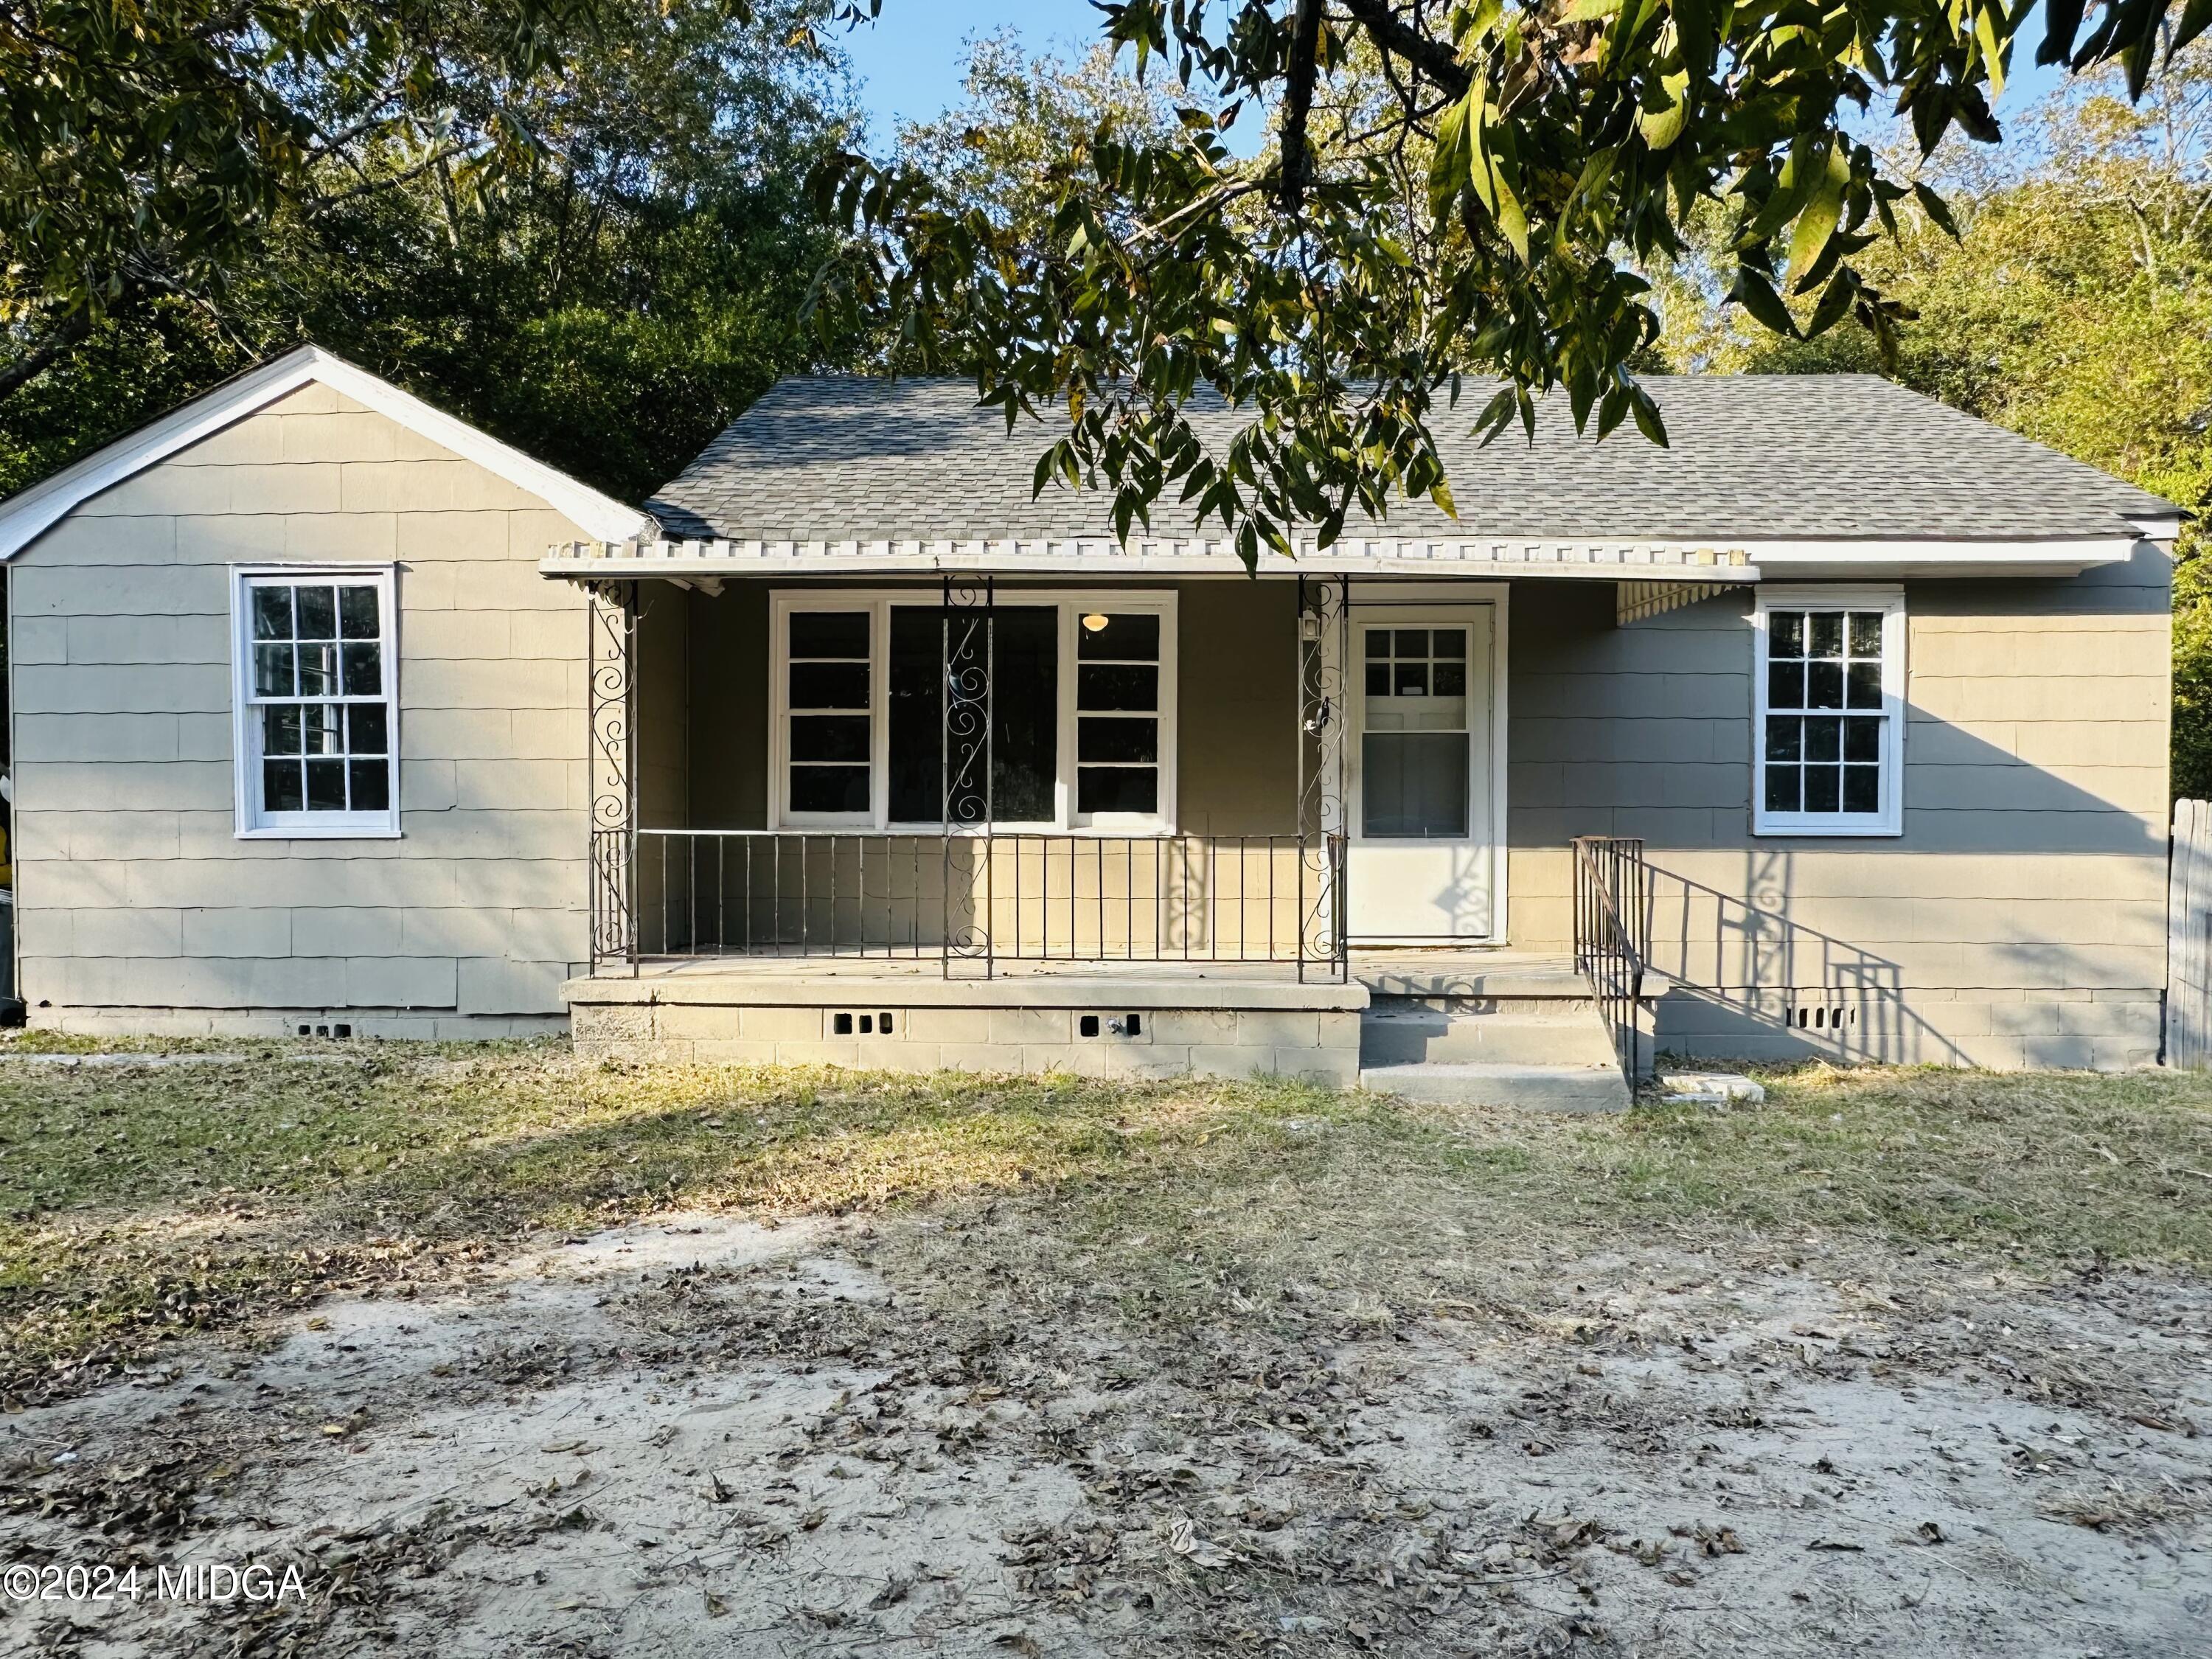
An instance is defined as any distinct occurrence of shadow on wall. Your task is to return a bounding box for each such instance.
[1641,849,1967,1066]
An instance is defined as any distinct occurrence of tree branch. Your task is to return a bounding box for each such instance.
[1339,0,1472,97]
[0,307,93,404]
[1279,0,1324,215]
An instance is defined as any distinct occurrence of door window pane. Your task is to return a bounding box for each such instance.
[1363,733,1470,838]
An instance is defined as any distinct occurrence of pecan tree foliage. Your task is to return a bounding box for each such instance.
[813,0,2206,563]
[0,0,875,406]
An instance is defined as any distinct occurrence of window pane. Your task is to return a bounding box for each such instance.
[1430,629,1467,660]
[262,704,302,756]
[1805,660,1844,709]
[1077,765,1157,815]
[1077,613,1158,661]
[305,757,348,812]
[298,644,338,697]
[263,759,304,813]
[1843,717,1882,762]
[1764,766,1801,813]
[296,586,338,641]
[252,587,293,641]
[1846,660,1882,709]
[349,758,391,813]
[302,703,341,756]
[886,608,942,821]
[1392,662,1429,696]
[1804,765,1842,814]
[1079,717,1157,763]
[790,611,869,658]
[254,644,296,698]
[1364,629,1389,659]
[1433,662,1467,698]
[1361,731,1468,838]
[790,661,869,709]
[791,765,869,813]
[790,714,870,762]
[1078,663,1157,711]
[339,586,380,639]
[348,702,388,755]
[341,642,382,697]
[1808,612,1844,657]
[1767,661,1804,710]
[1364,662,1390,697]
[992,608,1058,821]
[1764,716,1802,762]
[1842,765,1880,814]
[1848,611,1884,656]
[1805,716,1842,762]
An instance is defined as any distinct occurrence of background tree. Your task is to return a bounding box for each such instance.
[813,0,2205,563]
[0,0,874,504]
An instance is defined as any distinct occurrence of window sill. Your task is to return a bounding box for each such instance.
[1751,821,1903,838]
[235,826,403,841]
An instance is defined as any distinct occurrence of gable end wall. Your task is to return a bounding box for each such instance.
[9,383,591,1036]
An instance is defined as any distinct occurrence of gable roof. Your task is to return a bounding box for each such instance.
[0,344,651,559]
[647,373,2177,551]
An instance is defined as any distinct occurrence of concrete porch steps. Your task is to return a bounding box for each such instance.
[1355,974,1632,1110]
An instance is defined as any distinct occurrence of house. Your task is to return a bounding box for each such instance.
[0,346,2182,1102]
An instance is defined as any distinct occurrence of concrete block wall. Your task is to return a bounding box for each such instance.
[10,382,595,1034]
[566,978,1365,1085]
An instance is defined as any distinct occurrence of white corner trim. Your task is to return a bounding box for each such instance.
[0,344,650,560]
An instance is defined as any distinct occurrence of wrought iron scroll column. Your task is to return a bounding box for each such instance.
[941,575,995,976]
[1296,574,1350,982]
[586,582,638,974]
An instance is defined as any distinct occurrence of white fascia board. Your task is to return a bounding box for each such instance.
[0,344,651,560]
[1742,535,2141,578]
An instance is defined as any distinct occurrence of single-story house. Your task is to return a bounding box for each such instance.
[0,346,2182,1104]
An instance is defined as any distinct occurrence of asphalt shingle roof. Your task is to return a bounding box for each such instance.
[647,373,2173,546]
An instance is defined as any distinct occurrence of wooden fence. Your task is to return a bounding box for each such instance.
[2168,799,2212,1066]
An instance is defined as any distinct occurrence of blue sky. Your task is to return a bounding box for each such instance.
[841,2,2075,150]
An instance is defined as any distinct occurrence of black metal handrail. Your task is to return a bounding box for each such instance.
[1572,835,1649,1088]
[628,830,1347,978]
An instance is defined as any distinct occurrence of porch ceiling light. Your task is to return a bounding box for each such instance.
[1081,612,1110,633]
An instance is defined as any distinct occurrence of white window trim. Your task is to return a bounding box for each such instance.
[230,563,402,840]
[1751,583,1905,838]
[765,588,1178,834]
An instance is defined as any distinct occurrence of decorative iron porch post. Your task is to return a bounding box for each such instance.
[941,574,995,977]
[585,582,637,974]
[1296,574,1349,983]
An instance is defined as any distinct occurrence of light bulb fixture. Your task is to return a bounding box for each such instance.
[1081,613,1110,633]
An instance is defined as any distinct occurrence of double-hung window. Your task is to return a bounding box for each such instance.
[770,591,1176,831]
[1753,586,1904,836]
[232,566,399,838]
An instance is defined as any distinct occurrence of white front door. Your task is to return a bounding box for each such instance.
[1347,602,1501,942]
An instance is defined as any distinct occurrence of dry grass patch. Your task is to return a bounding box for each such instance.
[1,1041,2208,1399]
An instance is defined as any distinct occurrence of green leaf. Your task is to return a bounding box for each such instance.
[1912,181,1960,240]
[1787,146,1849,286]
[1639,68,1691,152]
[1426,84,1485,220]
[1729,266,1799,338]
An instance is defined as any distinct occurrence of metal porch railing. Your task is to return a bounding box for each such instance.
[627,830,1348,978]
[1572,835,1649,1088]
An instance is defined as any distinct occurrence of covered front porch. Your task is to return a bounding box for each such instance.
[546,539,1747,1088]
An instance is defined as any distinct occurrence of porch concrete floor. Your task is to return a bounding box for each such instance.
[588,948,1585,997]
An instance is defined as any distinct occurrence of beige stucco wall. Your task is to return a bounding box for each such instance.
[9,383,595,1036]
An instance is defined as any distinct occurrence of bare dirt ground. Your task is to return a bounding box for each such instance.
[4,1202,2208,1658]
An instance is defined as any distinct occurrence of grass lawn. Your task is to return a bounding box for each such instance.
[4,1039,2210,1400]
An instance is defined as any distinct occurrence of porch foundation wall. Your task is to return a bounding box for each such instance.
[565,975,1366,1085]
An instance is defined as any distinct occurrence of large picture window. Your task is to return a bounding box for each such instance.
[1753,587,1904,837]
[769,591,1176,831]
[232,566,399,838]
